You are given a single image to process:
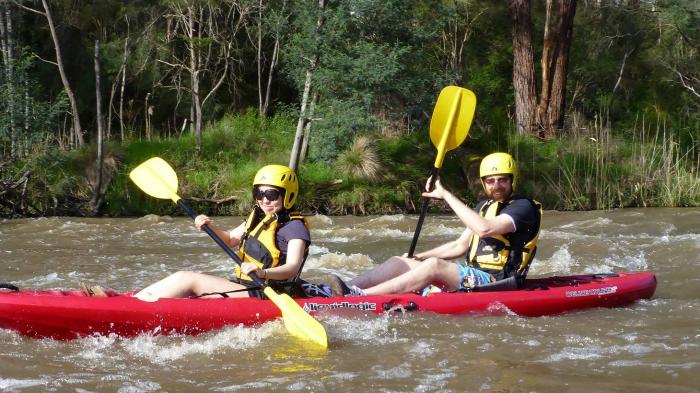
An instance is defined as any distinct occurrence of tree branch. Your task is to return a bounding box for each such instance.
[673,68,700,99]
[11,1,45,17]
[32,53,58,67]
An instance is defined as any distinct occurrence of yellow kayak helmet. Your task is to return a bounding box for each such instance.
[253,164,299,209]
[479,152,518,190]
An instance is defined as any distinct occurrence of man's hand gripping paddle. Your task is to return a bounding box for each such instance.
[407,86,476,257]
[129,157,328,349]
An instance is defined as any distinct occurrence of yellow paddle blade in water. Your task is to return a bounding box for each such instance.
[129,157,181,203]
[429,86,476,168]
[263,287,328,349]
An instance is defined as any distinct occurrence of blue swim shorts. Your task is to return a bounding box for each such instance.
[457,264,495,290]
[421,264,495,295]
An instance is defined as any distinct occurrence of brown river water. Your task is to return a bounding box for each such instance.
[0,208,699,392]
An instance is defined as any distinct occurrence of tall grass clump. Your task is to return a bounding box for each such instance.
[508,111,699,210]
[335,135,383,181]
[629,115,699,207]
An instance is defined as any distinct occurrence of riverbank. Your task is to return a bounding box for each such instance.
[1,111,698,218]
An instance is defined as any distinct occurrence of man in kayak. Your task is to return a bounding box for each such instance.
[329,152,542,296]
[133,164,331,301]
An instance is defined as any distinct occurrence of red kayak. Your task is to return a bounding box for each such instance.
[0,272,656,340]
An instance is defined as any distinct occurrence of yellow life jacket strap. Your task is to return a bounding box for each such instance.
[467,201,504,263]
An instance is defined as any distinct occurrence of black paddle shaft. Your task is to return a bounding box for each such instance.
[407,167,440,257]
[177,200,267,288]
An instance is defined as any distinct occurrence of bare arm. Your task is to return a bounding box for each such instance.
[423,178,515,238]
[413,229,472,261]
[194,215,244,248]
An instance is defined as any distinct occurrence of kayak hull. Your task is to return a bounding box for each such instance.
[0,272,656,340]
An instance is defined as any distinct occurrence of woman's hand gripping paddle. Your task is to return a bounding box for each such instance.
[407,86,476,257]
[129,157,328,349]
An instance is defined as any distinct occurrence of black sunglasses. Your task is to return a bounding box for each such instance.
[253,187,282,201]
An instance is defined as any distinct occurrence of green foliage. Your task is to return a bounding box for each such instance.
[0,50,69,159]
[2,0,699,217]
[283,0,446,162]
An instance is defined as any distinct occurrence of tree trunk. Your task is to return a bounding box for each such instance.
[510,0,577,137]
[256,0,263,114]
[509,0,537,135]
[41,0,83,146]
[91,40,104,215]
[299,90,318,165]
[543,0,577,137]
[119,36,127,141]
[1,1,17,157]
[538,0,554,133]
[108,34,129,141]
[289,0,325,171]
[290,69,313,171]
[256,0,285,116]
[145,92,152,141]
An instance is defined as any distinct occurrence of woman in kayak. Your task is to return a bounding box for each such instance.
[133,164,329,301]
[328,152,542,296]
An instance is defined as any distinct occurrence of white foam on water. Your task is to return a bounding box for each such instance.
[119,323,278,363]
[408,338,438,358]
[313,227,411,242]
[531,244,578,275]
[322,313,408,345]
[652,232,700,245]
[542,346,605,362]
[422,223,464,237]
[372,363,413,379]
[308,214,333,225]
[308,245,329,255]
[213,381,272,392]
[303,252,375,273]
[132,214,173,224]
[0,378,48,390]
[561,217,612,229]
[609,359,644,367]
[315,234,353,243]
[20,272,62,288]
[587,252,648,273]
[460,331,486,342]
[525,339,542,347]
[540,337,657,364]
[116,380,162,392]
[413,369,456,393]
[366,215,407,224]
[47,322,283,368]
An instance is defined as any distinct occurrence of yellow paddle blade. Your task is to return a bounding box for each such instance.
[429,86,477,168]
[263,287,328,349]
[129,157,181,203]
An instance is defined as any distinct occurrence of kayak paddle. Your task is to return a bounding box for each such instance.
[407,86,476,257]
[129,157,328,349]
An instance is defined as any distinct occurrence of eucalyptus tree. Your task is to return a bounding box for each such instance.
[0,0,68,159]
[283,0,440,164]
[249,0,291,117]
[157,0,254,155]
[14,0,85,147]
[509,0,577,137]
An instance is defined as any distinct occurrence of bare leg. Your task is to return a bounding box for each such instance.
[363,258,462,295]
[348,256,422,289]
[134,271,249,301]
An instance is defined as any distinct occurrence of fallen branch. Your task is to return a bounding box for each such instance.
[185,195,238,205]
[0,171,31,197]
